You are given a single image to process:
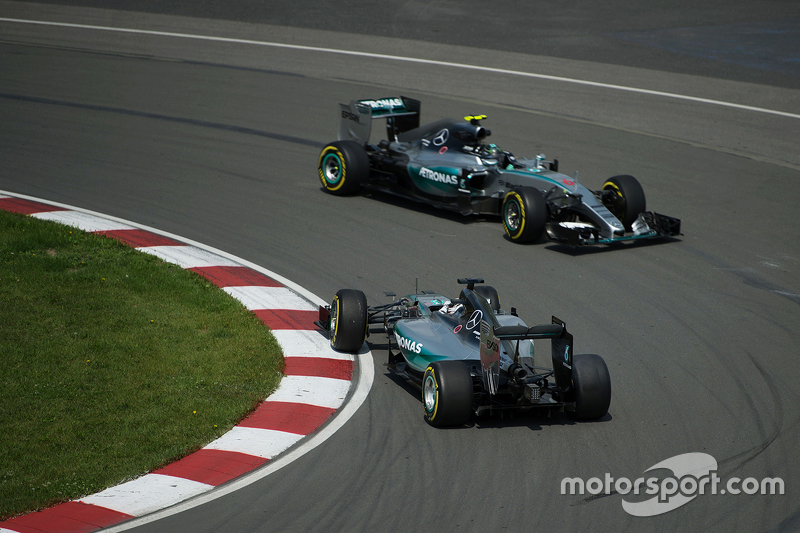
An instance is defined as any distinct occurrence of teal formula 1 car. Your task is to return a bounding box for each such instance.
[318,96,680,246]
[317,278,611,427]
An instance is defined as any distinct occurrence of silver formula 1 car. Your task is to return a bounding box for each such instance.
[318,96,680,246]
[316,278,611,427]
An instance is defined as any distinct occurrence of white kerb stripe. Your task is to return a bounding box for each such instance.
[272,329,356,360]
[203,426,304,458]
[268,375,350,409]
[223,286,317,312]
[32,211,135,232]
[79,474,212,517]
[137,245,241,268]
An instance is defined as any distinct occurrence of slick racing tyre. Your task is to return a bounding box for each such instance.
[569,353,611,420]
[501,187,547,243]
[473,285,500,312]
[602,175,646,231]
[318,140,369,195]
[329,289,368,352]
[423,361,473,427]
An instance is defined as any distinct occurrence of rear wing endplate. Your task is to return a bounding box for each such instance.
[338,96,421,144]
[480,320,501,395]
[487,316,574,392]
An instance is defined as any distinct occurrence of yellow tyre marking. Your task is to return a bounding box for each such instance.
[602,181,622,198]
[318,147,347,192]
[331,295,340,345]
[503,191,526,240]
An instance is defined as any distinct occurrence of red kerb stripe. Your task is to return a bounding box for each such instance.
[252,309,318,330]
[153,449,267,486]
[0,501,133,533]
[238,401,336,435]
[284,357,353,380]
[0,198,67,215]
[189,266,282,288]
[96,229,185,248]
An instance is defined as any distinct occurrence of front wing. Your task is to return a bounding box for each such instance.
[546,212,681,246]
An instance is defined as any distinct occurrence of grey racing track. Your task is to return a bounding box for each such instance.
[1,1,799,531]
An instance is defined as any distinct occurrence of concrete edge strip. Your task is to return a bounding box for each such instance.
[0,191,374,533]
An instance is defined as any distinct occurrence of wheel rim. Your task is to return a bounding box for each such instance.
[423,373,437,414]
[505,199,521,231]
[322,153,342,185]
[603,183,626,221]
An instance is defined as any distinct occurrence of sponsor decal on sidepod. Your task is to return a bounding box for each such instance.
[396,332,423,354]
[419,167,459,185]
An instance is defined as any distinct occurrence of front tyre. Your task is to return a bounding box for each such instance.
[501,187,547,243]
[318,140,369,195]
[423,361,473,427]
[602,175,646,231]
[329,289,368,352]
[569,353,611,420]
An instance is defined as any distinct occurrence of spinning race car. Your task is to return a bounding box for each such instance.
[316,278,611,426]
[318,96,680,245]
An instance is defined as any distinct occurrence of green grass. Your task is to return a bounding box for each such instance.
[0,210,284,520]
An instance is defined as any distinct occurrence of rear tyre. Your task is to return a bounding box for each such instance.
[423,361,473,427]
[602,175,646,231]
[501,187,547,243]
[473,285,500,312]
[318,140,369,195]
[329,289,368,352]
[569,353,611,420]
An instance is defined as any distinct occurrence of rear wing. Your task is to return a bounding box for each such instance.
[481,316,574,393]
[338,96,421,145]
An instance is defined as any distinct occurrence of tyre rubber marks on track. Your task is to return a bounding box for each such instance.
[0,194,352,533]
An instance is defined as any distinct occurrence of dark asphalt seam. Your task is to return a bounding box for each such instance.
[0,91,323,148]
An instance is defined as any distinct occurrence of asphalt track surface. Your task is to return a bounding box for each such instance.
[1,1,799,531]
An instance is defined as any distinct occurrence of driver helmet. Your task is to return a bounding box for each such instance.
[485,143,501,158]
[444,302,465,317]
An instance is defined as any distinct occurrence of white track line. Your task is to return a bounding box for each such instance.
[1,17,798,121]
